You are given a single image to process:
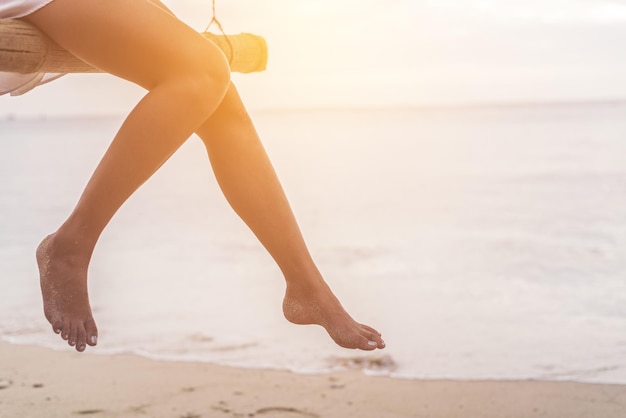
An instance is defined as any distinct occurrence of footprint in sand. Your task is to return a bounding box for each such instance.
[73,409,106,415]
[255,407,319,417]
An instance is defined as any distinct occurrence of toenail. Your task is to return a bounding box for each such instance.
[367,341,377,347]
[90,336,97,345]
[54,329,61,334]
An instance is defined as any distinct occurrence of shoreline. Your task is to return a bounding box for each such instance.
[1,341,625,418]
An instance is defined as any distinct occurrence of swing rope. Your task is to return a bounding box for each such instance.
[204,0,234,65]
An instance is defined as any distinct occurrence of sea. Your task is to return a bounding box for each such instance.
[1,103,625,384]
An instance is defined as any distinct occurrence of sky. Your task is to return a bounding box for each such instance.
[1,0,626,117]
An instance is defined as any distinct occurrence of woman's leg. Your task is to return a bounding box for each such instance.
[140,0,383,350]
[25,0,231,352]
[197,84,385,350]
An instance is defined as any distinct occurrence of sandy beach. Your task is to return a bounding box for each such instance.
[0,341,624,418]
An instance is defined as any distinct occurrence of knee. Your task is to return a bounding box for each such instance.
[180,69,230,115]
[155,42,231,113]
[185,50,231,112]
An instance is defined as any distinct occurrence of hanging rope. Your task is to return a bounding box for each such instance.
[204,0,234,65]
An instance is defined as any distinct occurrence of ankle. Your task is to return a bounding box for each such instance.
[283,267,324,290]
[49,226,96,261]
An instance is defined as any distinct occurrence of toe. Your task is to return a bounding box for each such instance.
[361,324,382,337]
[371,335,385,349]
[361,327,385,349]
[50,318,62,335]
[60,319,70,341]
[85,318,98,346]
[67,321,78,347]
[360,336,378,351]
[76,322,87,352]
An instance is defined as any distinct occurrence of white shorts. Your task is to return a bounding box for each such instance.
[0,0,62,96]
[0,0,56,18]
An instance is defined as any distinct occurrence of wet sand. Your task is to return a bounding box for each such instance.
[0,340,624,418]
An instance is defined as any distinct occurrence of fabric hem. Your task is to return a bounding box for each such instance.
[6,0,57,19]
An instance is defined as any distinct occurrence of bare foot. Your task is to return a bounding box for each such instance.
[36,234,98,352]
[283,281,385,350]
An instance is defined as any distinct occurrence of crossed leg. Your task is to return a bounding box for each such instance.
[197,85,385,350]
[26,0,384,352]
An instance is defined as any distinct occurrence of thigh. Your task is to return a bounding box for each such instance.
[23,0,228,89]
